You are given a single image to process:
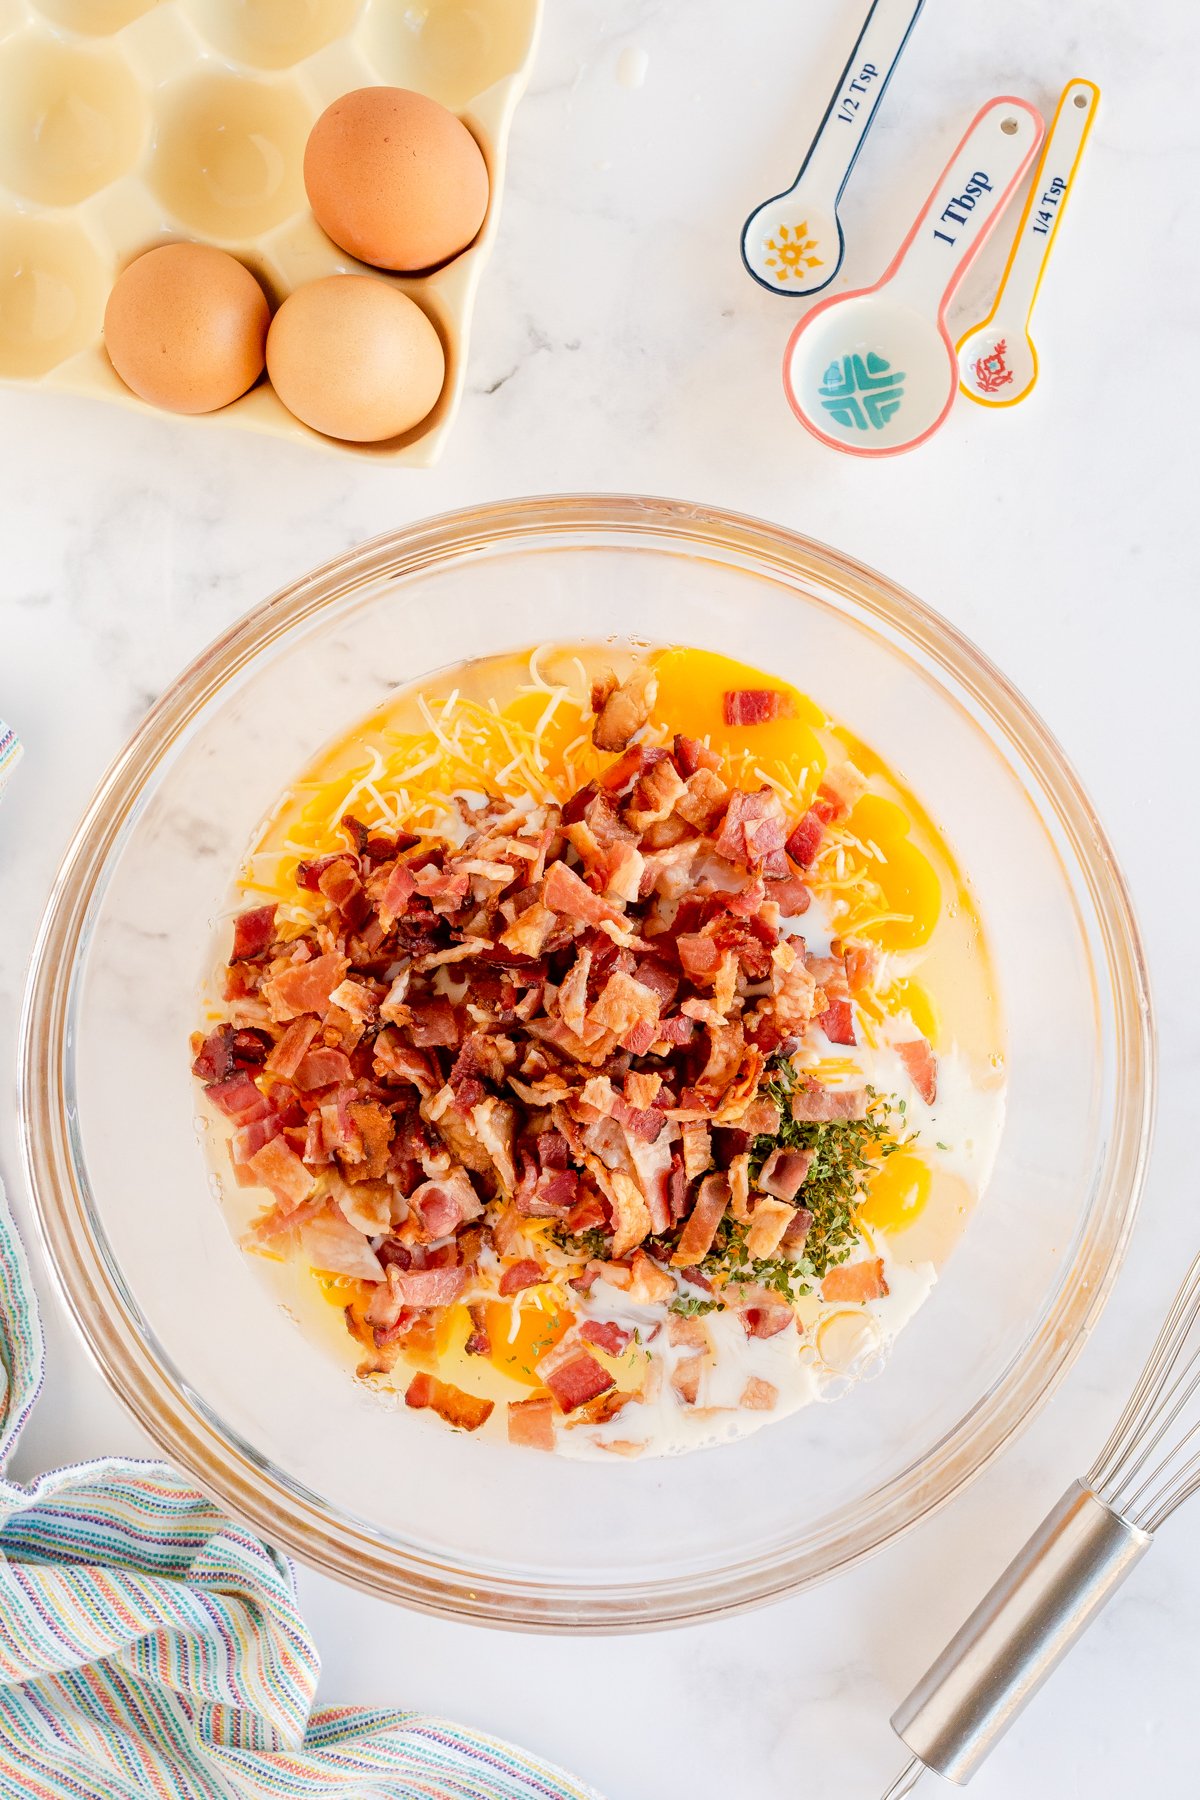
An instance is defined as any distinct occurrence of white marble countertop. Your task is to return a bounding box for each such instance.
[2,2,1198,1794]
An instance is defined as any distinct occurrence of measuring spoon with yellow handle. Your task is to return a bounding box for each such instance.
[957,79,1099,406]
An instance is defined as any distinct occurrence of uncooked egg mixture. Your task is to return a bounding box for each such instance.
[196,643,1005,1459]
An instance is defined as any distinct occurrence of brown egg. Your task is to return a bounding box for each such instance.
[303,86,489,273]
[104,243,269,414]
[266,274,445,443]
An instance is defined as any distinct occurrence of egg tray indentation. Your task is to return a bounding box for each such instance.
[0,0,542,462]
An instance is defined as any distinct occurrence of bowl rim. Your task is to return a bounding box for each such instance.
[18,493,1156,1631]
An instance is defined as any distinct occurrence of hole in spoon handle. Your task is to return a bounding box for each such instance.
[988,78,1100,326]
[884,96,1044,315]
[798,0,927,208]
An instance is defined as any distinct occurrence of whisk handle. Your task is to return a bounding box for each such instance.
[891,1482,1152,1785]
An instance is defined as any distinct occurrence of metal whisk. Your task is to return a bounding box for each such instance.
[879,1250,1200,1793]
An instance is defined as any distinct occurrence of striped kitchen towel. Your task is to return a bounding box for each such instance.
[0,1180,604,1800]
[0,722,19,799]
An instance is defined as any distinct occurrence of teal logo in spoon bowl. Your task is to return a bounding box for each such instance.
[818,352,905,429]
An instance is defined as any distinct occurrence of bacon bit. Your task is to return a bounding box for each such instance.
[542,860,622,927]
[230,904,277,963]
[374,1028,440,1095]
[294,1047,353,1091]
[843,941,880,992]
[783,1206,813,1249]
[588,969,661,1038]
[388,1266,467,1309]
[264,1015,320,1080]
[765,874,810,916]
[406,996,460,1048]
[499,1258,545,1297]
[671,1358,702,1404]
[758,1146,813,1202]
[405,1371,494,1432]
[740,1377,778,1410]
[822,1258,889,1303]
[545,1351,616,1414]
[566,1192,608,1236]
[464,1303,491,1357]
[671,1172,730,1265]
[498,901,556,957]
[809,954,856,1046]
[785,810,824,867]
[667,1314,710,1350]
[817,761,868,819]
[591,664,657,753]
[672,733,721,776]
[507,1394,556,1450]
[231,1113,283,1166]
[744,1197,795,1259]
[247,1136,316,1209]
[596,743,666,795]
[206,1071,272,1121]
[898,1035,938,1105]
[681,1122,712,1182]
[655,1014,696,1046]
[676,930,723,982]
[579,1319,634,1356]
[722,688,791,726]
[714,787,788,873]
[740,1301,793,1340]
[625,760,687,831]
[300,1204,384,1281]
[191,1026,236,1084]
[263,952,349,1023]
[789,1083,868,1122]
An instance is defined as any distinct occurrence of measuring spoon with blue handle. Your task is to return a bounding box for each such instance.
[782,96,1044,455]
[741,0,926,296]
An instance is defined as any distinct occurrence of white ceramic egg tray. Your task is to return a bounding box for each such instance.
[0,0,542,462]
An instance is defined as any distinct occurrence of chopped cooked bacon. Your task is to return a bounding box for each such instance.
[300,1204,384,1281]
[816,760,867,819]
[744,1197,795,1258]
[898,1035,938,1104]
[405,1371,494,1432]
[246,1130,314,1202]
[740,1299,793,1339]
[785,809,824,867]
[545,1350,616,1413]
[822,1258,888,1303]
[591,664,657,753]
[499,1258,545,1296]
[294,1047,353,1091]
[765,874,810,916]
[758,1146,813,1202]
[671,1358,702,1404]
[740,1377,778,1410]
[411,1172,482,1240]
[196,657,925,1452]
[265,1015,321,1080]
[588,969,661,1038]
[579,1320,634,1356]
[543,860,621,927]
[507,1394,556,1449]
[231,904,277,963]
[789,1083,868,1122]
[722,689,790,726]
[206,1071,273,1121]
[714,787,788,873]
[387,1266,467,1309]
[671,1173,730,1265]
[263,952,349,1022]
[672,733,721,775]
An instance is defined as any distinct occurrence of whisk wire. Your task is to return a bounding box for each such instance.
[1086,1252,1200,1531]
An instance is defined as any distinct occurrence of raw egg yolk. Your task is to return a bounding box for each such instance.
[484,1301,574,1388]
[846,794,941,951]
[650,647,827,783]
[859,1151,931,1235]
[893,977,940,1048]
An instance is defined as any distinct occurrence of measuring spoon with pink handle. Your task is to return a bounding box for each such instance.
[782,96,1044,455]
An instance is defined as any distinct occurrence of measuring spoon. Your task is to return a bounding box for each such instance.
[741,0,926,296]
[956,79,1099,406]
[782,96,1043,456]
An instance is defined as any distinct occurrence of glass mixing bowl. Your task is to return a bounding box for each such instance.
[19,496,1154,1630]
